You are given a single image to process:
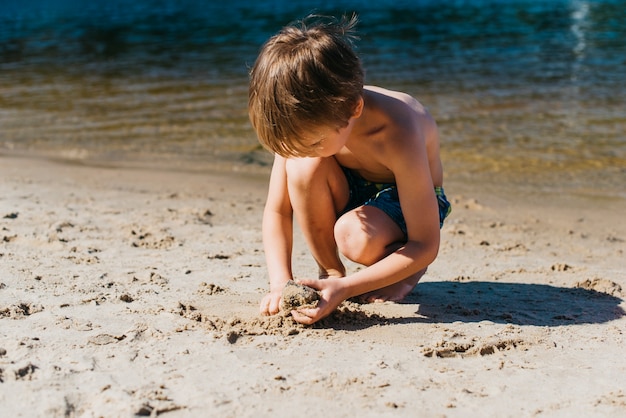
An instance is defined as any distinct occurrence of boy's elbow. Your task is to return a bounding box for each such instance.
[425,240,439,265]
[409,234,440,266]
[407,235,439,266]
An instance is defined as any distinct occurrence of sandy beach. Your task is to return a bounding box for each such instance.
[0,154,624,417]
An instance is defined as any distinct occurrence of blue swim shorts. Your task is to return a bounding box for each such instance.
[340,167,452,236]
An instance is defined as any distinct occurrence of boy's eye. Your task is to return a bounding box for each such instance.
[313,136,329,147]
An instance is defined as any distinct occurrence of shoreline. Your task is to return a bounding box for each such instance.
[3,134,624,203]
[1,154,625,416]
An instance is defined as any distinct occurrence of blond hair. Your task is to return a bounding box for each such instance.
[248,15,364,157]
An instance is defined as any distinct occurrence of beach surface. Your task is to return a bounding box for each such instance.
[0,154,625,417]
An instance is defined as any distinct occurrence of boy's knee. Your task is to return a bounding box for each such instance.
[285,158,323,188]
[334,214,381,265]
[334,216,358,261]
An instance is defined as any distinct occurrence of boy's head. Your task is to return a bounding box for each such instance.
[248,15,364,157]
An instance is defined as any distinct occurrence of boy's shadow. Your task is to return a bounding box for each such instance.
[320,281,625,330]
[407,281,625,326]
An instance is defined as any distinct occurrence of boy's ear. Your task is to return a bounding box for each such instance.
[352,97,364,118]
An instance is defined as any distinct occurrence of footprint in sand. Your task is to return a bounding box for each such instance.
[422,338,529,358]
[14,363,38,381]
[575,278,623,297]
[128,227,177,249]
[195,282,226,295]
[0,302,44,319]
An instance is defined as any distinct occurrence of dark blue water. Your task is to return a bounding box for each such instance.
[3,0,624,88]
[1,0,625,195]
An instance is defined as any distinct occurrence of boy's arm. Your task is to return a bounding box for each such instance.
[341,128,441,294]
[260,155,295,315]
[293,115,441,323]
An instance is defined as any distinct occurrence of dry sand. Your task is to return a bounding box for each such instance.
[0,155,624,417]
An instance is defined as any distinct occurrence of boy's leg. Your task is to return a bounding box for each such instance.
[285,157,349,279]
[334,205,426,302]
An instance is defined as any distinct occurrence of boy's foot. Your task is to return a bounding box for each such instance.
[359,268,426,303]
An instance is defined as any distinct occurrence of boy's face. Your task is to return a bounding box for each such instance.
[302,120,354,158]
[299,97,364,158]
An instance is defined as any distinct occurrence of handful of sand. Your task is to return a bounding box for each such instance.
[281,280,320,311]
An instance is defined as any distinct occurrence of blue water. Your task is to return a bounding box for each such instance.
[1,0,625,194]
[3,0,624,87]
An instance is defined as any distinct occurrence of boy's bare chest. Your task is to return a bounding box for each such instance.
[334,147,395,183]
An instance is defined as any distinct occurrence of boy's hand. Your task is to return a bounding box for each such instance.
[289,278,347,325]
[259,290,282,316]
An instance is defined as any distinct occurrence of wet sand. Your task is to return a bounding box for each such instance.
[0,154,625,417]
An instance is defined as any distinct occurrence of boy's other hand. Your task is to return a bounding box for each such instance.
[259,291,282,316]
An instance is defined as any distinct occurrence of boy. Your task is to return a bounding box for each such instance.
[248,15,451,325]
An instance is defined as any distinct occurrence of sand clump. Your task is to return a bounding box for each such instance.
[281,280,321,312]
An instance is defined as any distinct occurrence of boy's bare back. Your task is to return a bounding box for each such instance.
[333,85,443,187]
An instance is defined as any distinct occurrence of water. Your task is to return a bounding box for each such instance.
[1,0,625,197]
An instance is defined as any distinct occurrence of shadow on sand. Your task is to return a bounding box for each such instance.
[319,281,625,330]
[408,281,625,326]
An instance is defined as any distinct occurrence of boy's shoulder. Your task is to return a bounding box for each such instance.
[364,85,428,117]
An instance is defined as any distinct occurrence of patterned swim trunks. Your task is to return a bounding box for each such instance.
[340,167,452,236]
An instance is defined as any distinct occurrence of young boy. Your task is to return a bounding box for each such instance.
[248,15,451,325]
